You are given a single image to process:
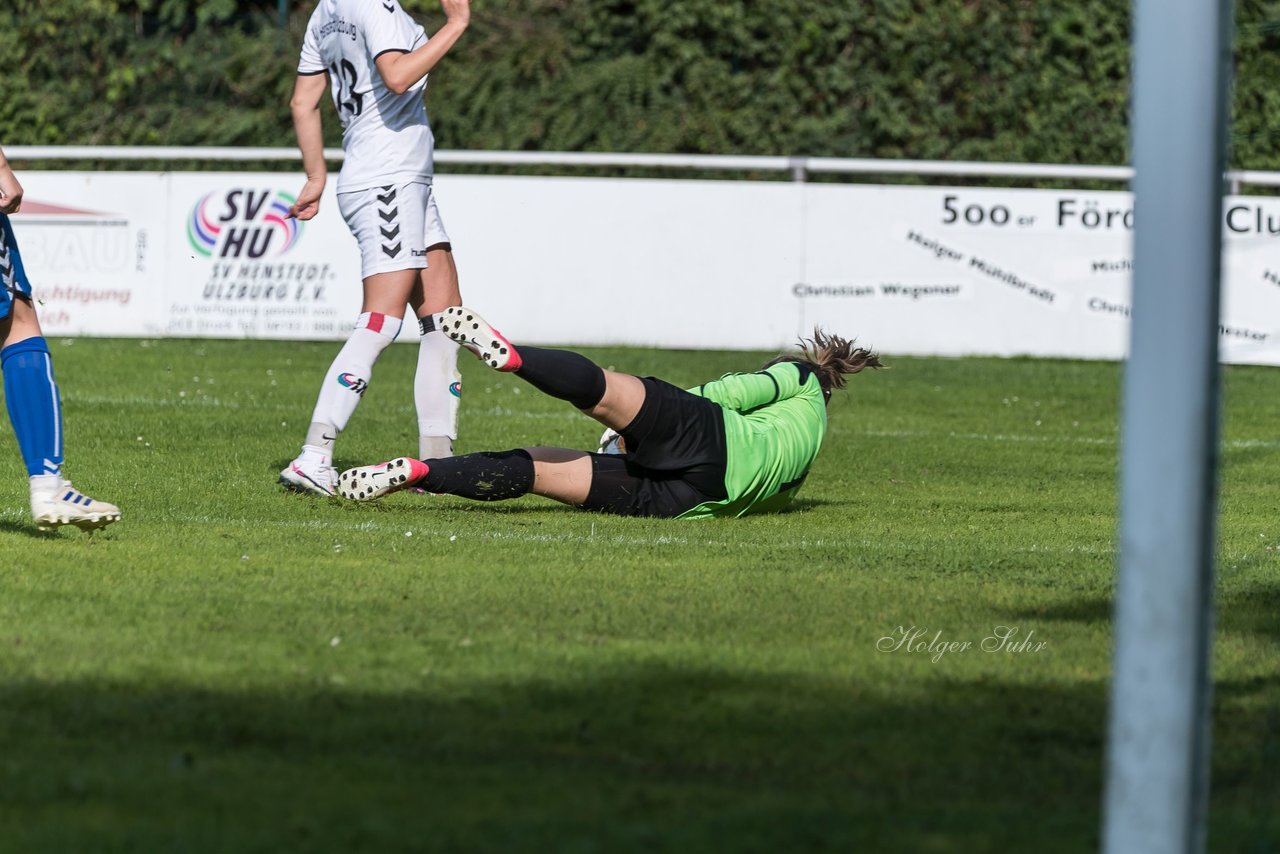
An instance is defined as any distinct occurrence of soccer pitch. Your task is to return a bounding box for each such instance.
[1,338,1277,851]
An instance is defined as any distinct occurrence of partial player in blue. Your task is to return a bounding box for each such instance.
[0,145,120,531]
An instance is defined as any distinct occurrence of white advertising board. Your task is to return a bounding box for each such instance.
[165,173,364,341]
[801,185,1280,363]
[434,174,802,350]
[11,173,167,338]
[10,172,1280,364]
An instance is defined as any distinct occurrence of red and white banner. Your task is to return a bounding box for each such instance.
[10,172,1280,364]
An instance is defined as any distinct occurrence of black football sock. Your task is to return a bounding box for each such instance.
[514,346,607,410]
[422,450,535,501]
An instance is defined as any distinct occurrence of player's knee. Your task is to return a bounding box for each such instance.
[352,311,403,350]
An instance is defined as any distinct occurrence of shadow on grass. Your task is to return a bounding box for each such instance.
[0,518,57,539]
[1004,584,1280,647]
[0,667,1112,853]
[1218,583,1280,647]
[2,663,1276,852]
[0,519,113,542]
[782,497,853,512]
[267,461,857,518]
[999,585,1280,852]
[1003,597,1113,625]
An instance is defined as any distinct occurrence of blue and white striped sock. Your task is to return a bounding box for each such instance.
[2,336,64,478]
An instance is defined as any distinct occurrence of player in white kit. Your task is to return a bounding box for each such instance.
[280,0,471,496]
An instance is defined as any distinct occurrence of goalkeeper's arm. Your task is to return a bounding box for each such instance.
[689,360,810,413]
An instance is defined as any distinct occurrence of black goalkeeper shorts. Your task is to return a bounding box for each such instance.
[581,377,729,518]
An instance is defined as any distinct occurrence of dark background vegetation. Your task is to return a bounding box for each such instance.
[4,0,1280,168]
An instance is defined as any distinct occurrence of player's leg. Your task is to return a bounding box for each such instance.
[436,307,728,502]
[338,448,572,503]
[282,270,414,495]
[525,447,594,504]
[408,201,462,460]
[282,184,424,495]
[435,306,647,432]
[0,217,119,530]
[337,448,705,517]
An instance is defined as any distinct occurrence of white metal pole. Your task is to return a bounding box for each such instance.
[1102,1,1233,852]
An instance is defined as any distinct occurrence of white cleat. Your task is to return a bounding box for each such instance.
[31,481,121,532]
[436,307,522,372]
[338,457,430,501]
[279,457,337,497]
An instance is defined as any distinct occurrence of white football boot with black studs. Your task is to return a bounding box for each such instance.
[339,457,429,501]
[436,307,522,372]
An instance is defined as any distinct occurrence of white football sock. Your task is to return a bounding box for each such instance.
[415,328,460,457]
[419,436,454,459]
[304,422,337,453]
[309,312,401,441]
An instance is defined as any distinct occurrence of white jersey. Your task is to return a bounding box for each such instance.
[298,0,435,193]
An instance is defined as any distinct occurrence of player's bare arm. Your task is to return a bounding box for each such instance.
[289,73,330,220]
[0,146,24,215]
[375,0,471,95]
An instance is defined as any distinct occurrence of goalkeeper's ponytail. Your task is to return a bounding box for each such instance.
[799,327,883,394]
[765,328,884,399]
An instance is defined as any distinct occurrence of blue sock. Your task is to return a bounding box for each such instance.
[2,337,64,477]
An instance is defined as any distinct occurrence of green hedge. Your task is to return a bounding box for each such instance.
[3,1,1280,169]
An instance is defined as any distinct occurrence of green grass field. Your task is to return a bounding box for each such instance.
[0,337,1277,852]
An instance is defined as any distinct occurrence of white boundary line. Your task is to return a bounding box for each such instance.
[851,428,1280,450]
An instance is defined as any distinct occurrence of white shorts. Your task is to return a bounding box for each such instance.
[338,181,451,280]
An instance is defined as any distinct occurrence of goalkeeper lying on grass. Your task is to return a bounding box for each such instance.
[339,307,882,518]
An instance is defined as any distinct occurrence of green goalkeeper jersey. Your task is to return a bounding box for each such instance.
[678,360,827,519]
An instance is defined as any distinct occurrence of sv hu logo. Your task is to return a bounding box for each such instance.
[338,373,368,396]
[449,381,462,398]
[187,189,302,259]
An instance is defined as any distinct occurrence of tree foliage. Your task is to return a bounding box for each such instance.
[3,0,1280,169]
[2,0,292,148]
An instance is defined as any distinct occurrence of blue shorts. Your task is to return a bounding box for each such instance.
[0,212,34,320]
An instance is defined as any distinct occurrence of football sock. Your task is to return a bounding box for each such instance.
[414,326,461,457]
[309,312,401,437]
[304,423,336,458]
[514,346,607,410]
[1,337,64,477]
[419,436,454,459]
[421,450,534,501]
